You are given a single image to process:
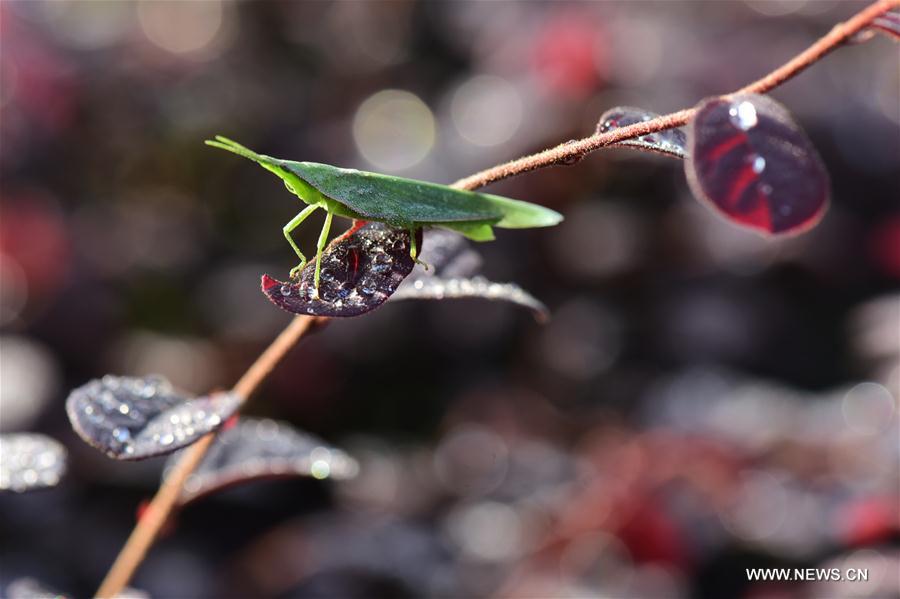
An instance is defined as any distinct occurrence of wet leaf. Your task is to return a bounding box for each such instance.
[405,228,483,277]
[871,11,900,40]
[5,578,70,599]
[66,375,240,460]
[0,434,66,493]
[164,418,358,506]
[685,94,829,235]
[597,106,688,159]
[391,229,549,321]
[5,578,148,599]
[262,222,421,317]
[394,276,548,321]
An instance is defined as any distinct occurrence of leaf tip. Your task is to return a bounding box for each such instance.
[261,274,280,292]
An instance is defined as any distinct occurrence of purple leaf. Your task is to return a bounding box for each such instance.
[0,434,66,493]
[163,418,358,506]
[410,228,483,277]
[871,11,900,40]
[5,578,147,599]
[391,229,548,320]
[393,276,548,321]
[262,222,421,318]
[685,94,829,235]
[5,578,70,599]
[597,106,687,159]
[66,375,240,460]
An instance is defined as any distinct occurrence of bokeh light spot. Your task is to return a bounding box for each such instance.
[353,90,435,171]
[451,75,522,147]
[37,1,135,50]
[842,382,896,435]
[138,0,224,56]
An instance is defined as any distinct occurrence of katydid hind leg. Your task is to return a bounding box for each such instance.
[313,210,334,293]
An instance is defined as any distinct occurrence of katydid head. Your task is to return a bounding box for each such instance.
[206,136,320,207]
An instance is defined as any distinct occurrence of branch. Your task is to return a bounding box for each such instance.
[94,1,896,596]
[451,0,898,191]
[95,315,322,598]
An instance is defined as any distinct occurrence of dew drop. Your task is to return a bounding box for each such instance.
[310,459,331,479]
[280,285,292,296]
[112,427,131,443]
[751,155,766,174]
[729,100,758,130]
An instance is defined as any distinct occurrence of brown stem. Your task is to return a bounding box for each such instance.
[95,1,896,596]
[451,0,897,191]
[95,315,321,598]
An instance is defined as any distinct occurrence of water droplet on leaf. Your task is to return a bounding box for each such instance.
[390,229,548,321]
[728,100,758,130]
[66,375,240,460]
[163,418,358,506]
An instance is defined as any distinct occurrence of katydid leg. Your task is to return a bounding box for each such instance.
[408,227,429,270]
[313,210,334,292]
[284,204,319,277]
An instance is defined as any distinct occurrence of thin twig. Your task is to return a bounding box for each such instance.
[94,2,896,596]
[451,0,898,191]
[95,315,321,598]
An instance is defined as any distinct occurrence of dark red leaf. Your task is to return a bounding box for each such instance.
[391,230,548,321]
[262,222,421,318]
[164,418,358,506]
[66,375,240,460]
[597,106,687,159]
[685,94,829,235]
[871,11,900,40]
[5,578,148,599]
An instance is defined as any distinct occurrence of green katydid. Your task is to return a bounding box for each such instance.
[205,136,562,290]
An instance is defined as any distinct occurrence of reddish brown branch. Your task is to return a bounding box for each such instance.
[451,0,898,192]
[95,315,323,598]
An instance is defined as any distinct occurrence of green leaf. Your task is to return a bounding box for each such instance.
[206,136,562,231]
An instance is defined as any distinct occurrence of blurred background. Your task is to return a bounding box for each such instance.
[1,1,898,597]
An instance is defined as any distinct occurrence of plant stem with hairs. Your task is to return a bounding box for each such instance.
[95,316,324,598]
[94,1,897,596]
[452,0,898,191]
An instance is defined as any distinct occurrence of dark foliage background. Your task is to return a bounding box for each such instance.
[1,2,898,598]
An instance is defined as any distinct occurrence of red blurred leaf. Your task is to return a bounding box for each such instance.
[685,94,829,236]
